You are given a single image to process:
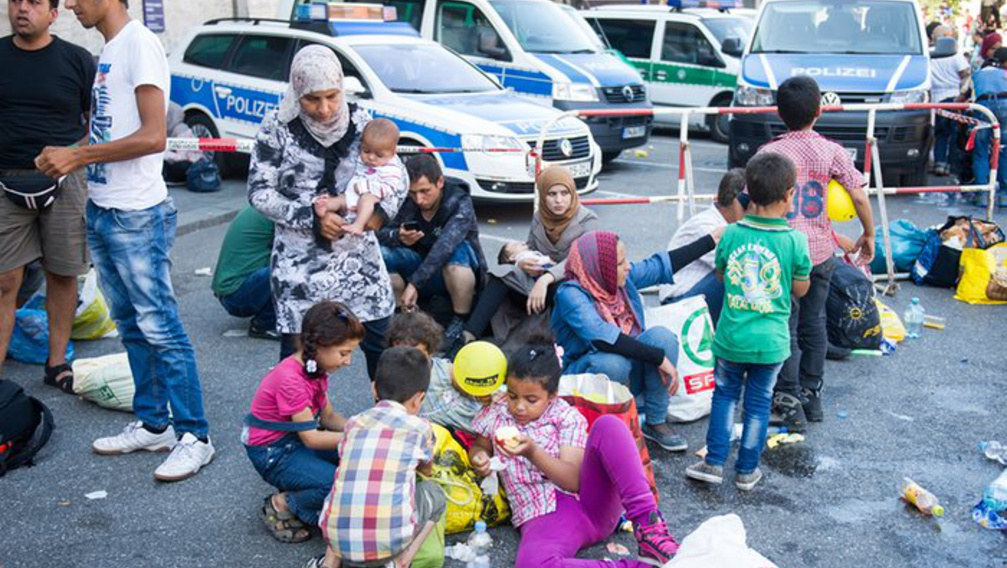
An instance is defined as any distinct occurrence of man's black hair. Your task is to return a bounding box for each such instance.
[406,154,443,185]
[777,76,821,131]
[716,168,747,208]
[745,152,796,207]
[374,347,431,403]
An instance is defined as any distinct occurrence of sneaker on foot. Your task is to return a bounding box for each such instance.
[634,510,680,564]
[92,421,176,455]
[440,317,466,358]
[769,392,807,433]
[248,322,280,341]
[735,468,763,491]
[684,460,724,485]
[154,433,215,482]
[641,422,688,452]
[801,388,824,422]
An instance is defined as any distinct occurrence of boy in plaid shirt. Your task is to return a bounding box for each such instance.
[756,76,875,431]
[313,347,445,568]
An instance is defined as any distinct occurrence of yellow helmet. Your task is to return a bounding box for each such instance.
[453,341,507,397]
[828,179,856,222]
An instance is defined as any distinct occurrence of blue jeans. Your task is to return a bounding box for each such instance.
[86,199,208,438]
[706,359,783,474]
[245,435,340,526]
[217,266,276,331]
[665,271,725,324]
[934,97,962,170]
[973,98,1007,207]
[564,326,678,426]
[381,242,480,298]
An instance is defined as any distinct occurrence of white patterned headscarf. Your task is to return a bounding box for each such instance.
[278,45,349,147]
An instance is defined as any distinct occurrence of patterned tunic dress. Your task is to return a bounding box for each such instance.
[248,104,407,333]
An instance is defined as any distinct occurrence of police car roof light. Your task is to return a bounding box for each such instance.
[295,2,398,22]
[666,0,742,11]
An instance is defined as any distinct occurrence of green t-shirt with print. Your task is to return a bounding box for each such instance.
[713,215,812,364]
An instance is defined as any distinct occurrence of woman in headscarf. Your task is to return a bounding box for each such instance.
[980,32,1003,68]
[551,230,719,453]
[248,45,407,374]
[450,166,598,354]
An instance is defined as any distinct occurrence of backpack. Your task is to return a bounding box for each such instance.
[826,261,882,350]
[186,158,222,193]
[0,379,54,476]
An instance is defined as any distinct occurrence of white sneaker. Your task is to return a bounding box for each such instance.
[154,433,214,482]
[92,421,176,455]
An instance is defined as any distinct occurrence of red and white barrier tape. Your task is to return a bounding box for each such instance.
[935,108,993,128]
[165,137,533,156]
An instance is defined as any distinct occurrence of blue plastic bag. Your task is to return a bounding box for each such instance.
[870,219,934,274]
[8,308,74,365]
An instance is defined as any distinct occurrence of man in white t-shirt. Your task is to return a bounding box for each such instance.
[35,0,213,482]
[930,28,971,176]
[658,169,747,323]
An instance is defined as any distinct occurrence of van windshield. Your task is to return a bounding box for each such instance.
[751,0,922,55]
[354,44,499,94]
[490,0,599,54]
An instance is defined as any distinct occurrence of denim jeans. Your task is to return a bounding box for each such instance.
[665,271,725,324]
[934,97,962,170]
[381,242,480,297]
[705,358,783,474]
[86,199,208,438]
[217,266,276,331]
[279,315,390,381]
[245,435,340,526]
[973,98,1007,207]
[564,326,679,426]
[775,258,835,398]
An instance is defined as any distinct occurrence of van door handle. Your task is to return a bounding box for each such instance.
[655,70,667,81]
[214,86,232,97]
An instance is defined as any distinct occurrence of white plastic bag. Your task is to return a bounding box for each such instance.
[665,514,778,568]
[72,352,134,412]
[645,296,716,422]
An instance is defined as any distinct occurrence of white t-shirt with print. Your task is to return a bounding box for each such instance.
[87,20,170,211]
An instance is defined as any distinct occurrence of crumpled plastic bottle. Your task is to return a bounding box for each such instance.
[983,469,1007,512]
[979,441,1007,466]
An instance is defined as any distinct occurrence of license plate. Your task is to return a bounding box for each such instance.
[846,147,858,161]
[623,125,646,139]
[568,161,592,178]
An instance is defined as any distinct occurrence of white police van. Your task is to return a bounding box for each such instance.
[584,1,754,143]
[168,12,601,201]
[729,0,949,186]
[278,0,653,162]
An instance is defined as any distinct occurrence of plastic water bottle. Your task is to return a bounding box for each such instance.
[903,298,925,339]
[984,470,1007,512]
[900,478,945,517]
[466,555,491,568]
[979,441,1007,466]
[467,521,493,556]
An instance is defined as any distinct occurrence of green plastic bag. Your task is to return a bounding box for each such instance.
[411,504,446,568]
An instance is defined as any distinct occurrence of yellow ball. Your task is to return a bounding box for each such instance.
[453,341,507,397]
[828,179,856,222]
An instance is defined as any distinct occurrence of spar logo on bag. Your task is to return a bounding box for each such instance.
[646,296,717,422]
[681,310,715,395]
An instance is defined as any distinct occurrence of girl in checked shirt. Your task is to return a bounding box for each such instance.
[468,335,681,568]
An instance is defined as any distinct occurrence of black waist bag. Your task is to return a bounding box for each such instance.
[0,379,54,476]
[0,172,61,210]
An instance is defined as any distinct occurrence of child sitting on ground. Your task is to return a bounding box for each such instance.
[314,118,406,236]
[685,152,812,491]
[498,240,553,268]
[469,334,681,568]
[243,301,365,543]
[312,347,445,568]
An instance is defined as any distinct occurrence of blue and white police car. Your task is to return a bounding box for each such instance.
[167,11,601,201]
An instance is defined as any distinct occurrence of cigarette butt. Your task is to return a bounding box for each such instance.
[851,349,883,356]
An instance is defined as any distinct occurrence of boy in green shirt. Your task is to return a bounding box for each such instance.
[685,152,812,491]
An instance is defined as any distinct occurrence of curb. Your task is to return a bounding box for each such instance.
[177,206,243,237]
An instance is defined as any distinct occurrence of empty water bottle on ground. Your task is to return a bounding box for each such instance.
[984,470,1007,512]
[903,298,925,339]
[466,555,491,568]
[979,441,1007,466]
[900,478,945,516]
[467,520,493,556]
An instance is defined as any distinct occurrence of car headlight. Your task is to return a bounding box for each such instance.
[888,89,929,104]
[735,84,775,106]
[461,134,526,154]
[552,82,599,102]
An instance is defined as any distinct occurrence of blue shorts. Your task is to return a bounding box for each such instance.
[381,241,480,297]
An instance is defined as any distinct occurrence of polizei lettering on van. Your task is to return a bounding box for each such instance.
[224,95,277,120]
[790,67,877,79]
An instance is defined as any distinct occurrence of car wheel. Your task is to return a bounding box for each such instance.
[184,112,231,178]
[706,96,732,144]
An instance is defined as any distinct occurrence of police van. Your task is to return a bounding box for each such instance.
[729,0,950,186]
[278,0,653,162]
[584,1,754,143]
[168,11,601,201]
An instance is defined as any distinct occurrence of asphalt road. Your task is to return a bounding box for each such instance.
[2,132,1006,568]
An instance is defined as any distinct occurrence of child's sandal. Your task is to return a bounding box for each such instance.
[262,495,312,543]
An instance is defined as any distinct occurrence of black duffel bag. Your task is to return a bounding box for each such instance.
[0,379,54,477]
[827,261,882,350]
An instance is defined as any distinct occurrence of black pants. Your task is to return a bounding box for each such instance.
[279,315,391,381]
[775,258,835,397]
[463,276,556,339]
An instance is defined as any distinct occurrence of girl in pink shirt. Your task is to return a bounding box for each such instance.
[244,301,365,543]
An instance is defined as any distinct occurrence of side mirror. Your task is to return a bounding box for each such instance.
[478,29,510,61]
[721,37,744,57]
[343,76,369,99]
[931,37,957,59]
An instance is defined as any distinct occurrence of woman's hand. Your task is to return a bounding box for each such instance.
[518,257,545,277]
[318,211,347,240]
[470,449,493,477]
[526,274,554,315]
[659,357,680,396]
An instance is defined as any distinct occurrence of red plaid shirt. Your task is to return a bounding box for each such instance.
[758,131,866,265]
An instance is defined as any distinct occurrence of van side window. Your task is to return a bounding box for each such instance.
[662,22,722,68]
[228,35,295,80]
[436,0,510,61]
[183,34,237,69]
[593,19,655,59]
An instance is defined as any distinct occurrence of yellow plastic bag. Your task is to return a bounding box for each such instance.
[955,243,1007,305]
[427,424,510,534]
[875,299,906,343]
[72,270,117,340]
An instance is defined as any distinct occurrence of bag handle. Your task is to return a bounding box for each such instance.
[244,413,319,432]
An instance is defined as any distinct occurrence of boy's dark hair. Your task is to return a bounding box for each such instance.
[387,311,443,354]
[506,332,561,394]
[375,347,431,403]
[716,168,747,207]
[363,118,400,145]
[497,241,519,265]
[300,301,366,362]
[777,76,821,131]
[746,152,797,207]
[406,154,443,185]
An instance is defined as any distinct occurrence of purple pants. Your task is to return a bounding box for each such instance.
[515,416,657,568]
